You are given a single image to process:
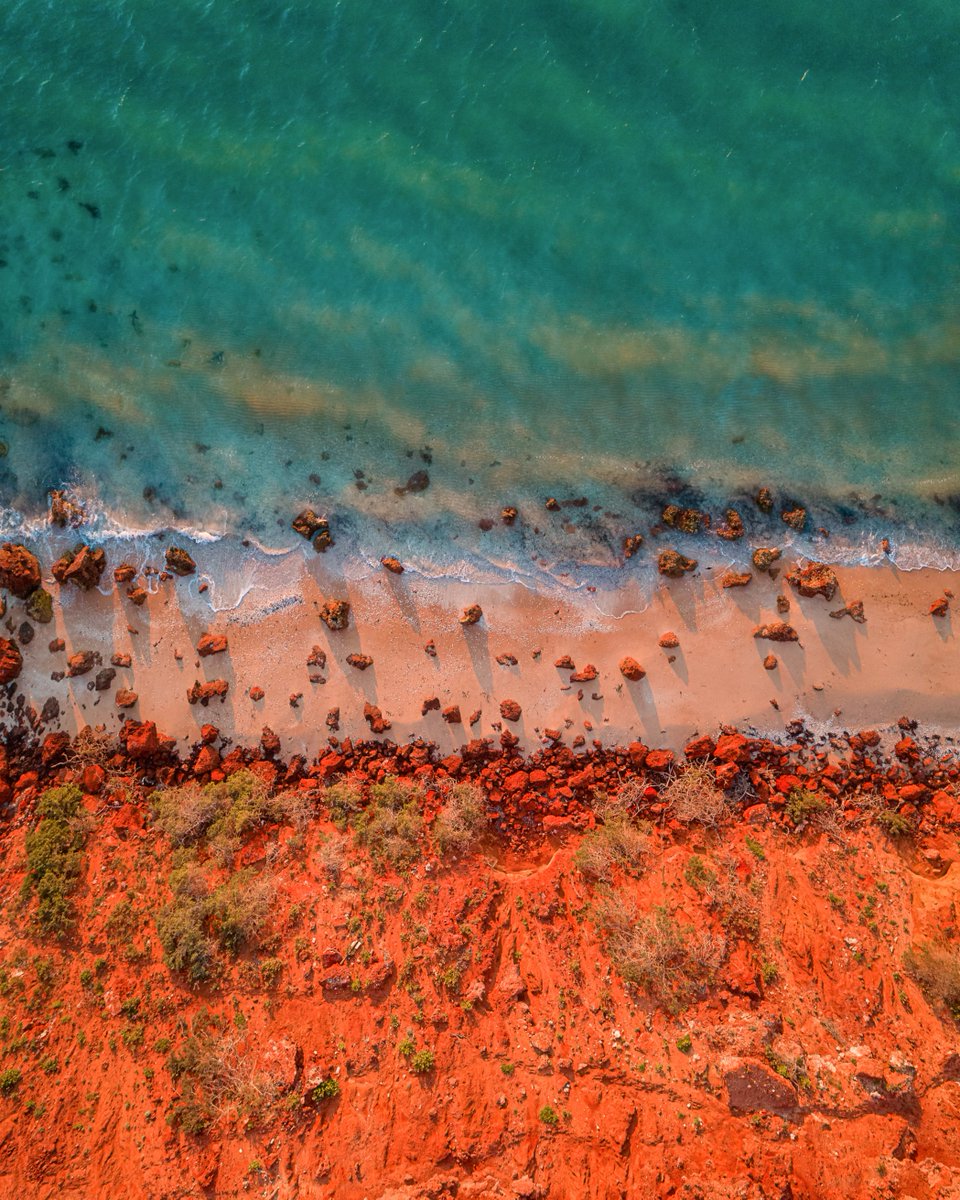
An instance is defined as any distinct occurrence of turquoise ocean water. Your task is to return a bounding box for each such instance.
[0,1,958,603]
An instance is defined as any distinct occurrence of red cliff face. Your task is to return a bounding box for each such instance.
[0,726,958,1199]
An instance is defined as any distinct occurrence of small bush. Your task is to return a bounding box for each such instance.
[324,780,364,831]
[312,1077,340,1100]
[23,785,88,935]
[676,1033,692,1053]
[0,1067,21,1096]
[353,777,424,870]
[876,808,912,837]
[538,1104,559,1126]
[500,1061,515,1076]
[575,796,649,882]
[410,1049,435,1074]
[785,787,827,827]
[397,1034,416,1059]
[663,766,728,828]
[151,770,290,858]
[434,783,487,857]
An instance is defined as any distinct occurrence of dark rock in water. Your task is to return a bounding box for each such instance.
[501,506,518,525]
[781,506,807,532]
[94,667,116,691]
[786,562,838,601]
[657,549,698,578]
[48,489,85,528]
[40,697,60,722]
[662,504,709,534]
[716,508,745,540]
[0,543,41,599]
[17,622,34,645]
[753,622,799,642]
[313,523,334,552]
[114,563,137,584]
[623,534,644,559]
[752,547,781,572]
[54,544,106,590]
[25,588,53,624]
[402,469,430,494]
[755,487,774,513]
[459,604,483,626]
[0,638,23,683]
[165,546,196,576]
[545,497,560,511]
[319,598,350,631]
[380,556,404,574]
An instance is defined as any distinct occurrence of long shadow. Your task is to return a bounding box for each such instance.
[462,622,493,697]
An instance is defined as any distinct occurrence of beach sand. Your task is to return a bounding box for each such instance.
[16,552,958,760]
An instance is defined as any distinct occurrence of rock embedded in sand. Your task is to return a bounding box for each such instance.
[249,686,265,701]
[662,504,709,534]
[126,585,147,606]
[346,653,373,670]
[930,596,949,617]
[319,599,350,631]
[53,544,107,590]
[0,543,41,599]
[187,679,229,705]
[115,688,138,708]
[619,656,645,681]
[763,654,778,670]
[363,702,391,733]
[402,469,430,494]
[716,508,745,540]
[554,655,575,669]
[720,569,752,588]
[501,506,518,525]
[442,705,462,724]
[753,622,799,642]
[25,588,54,624]
[380,556,404,574]
[424,639,437,656]
[786,561,838,601]
[658,632,680,649]
[111,652,132,668]
[197,633,228,657]
[113,563,136,584]
[459,604,483,626]
[781,505,807,531]
[570,664,598,682]
[499,699,522,722]
[623,534,644,558]
[776,594,790,614]
[829,600,866,623]
[657,549,698,578]
[752,547,781,572]
[755,487,774,512]
[0,638,23,684]
[67,651,97,677]
[49,637,65,653]
[325,707,340,730]
[165,546,196,576]
[495,653,518,666]
[469,709,482,726]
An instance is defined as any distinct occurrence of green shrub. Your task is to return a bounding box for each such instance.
[0,1067,21,1096]
[312,1077,340,1100]
[324,780,364,831]
[353,777,424,870]
[500,1061,515,1076]
[434,783,487,857]
[397,1034,416,1059]
[410,1049,435,1074]
[23,785,88,935]
[151,770,290,857]
[876,808,912,837]
[574,797,649,882]
[744,835,765,861]
[676,1033,692,1053]
[538,1104,559,1126]
[785,788,827,827]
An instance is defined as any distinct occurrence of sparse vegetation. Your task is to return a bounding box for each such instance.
[904,942,960,1020]
[663,765,728,828]
[23,785,89,936]
[539,1104,559,1126]
[410,1049,435,1074]
[876,808,912,837]
[575,793,650,881]
[433,782,487,857]
[166,1028,286,1131]
[785,787,828,827]
[312,1078,340,1101]
[0,1067,22,1096]
[352,776,425,870]
[596,895,725,1009]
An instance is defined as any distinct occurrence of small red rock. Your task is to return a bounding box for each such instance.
[499,699,522,722]
[459,604,483,626]
[249,685,265,701]
[442,705,462,724]
[197,632,228,656]
[658,632,679,649]
[381,556,404,574]
[619,657,645,681]
[346,653,373,670]
[763,654,778,670]
[115,688,138,708]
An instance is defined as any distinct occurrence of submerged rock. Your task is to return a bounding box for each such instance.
[0,543,41,599]
[165,546,196,576]
[752,547,781,572]
[662,504,708,534]
[501,506,518,525]
[292,509,326,540]
[657,549,698,578]
[113,563,137,584]
[622,534,644,559]
[52,544,106,590]
[48,489,85,528]
[781,506,807,531]
[755,487,774,513]
[716,508,745,540]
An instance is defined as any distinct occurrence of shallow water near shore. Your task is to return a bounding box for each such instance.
[0,1,958,585]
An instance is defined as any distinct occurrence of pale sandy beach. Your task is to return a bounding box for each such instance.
[17,552,958,758]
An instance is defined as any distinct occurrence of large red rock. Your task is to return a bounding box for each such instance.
[319,598,350,630]
[657,549,698,578]
[786,561,838,600]
[645,748,675,771]
[0,638,23,683]
[0,543,41,598]
[684,734,716,759]
[122,720,161,758]
[197,633,228,657]
[619,657,645,681]
[714,733,750,764]
[57,544,107,590]
[499,699,522,722]
[187,679,229,705]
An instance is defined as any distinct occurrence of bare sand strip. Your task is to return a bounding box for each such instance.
[19,558,958,758]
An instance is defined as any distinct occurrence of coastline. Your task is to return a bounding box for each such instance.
[12,544,958,761]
